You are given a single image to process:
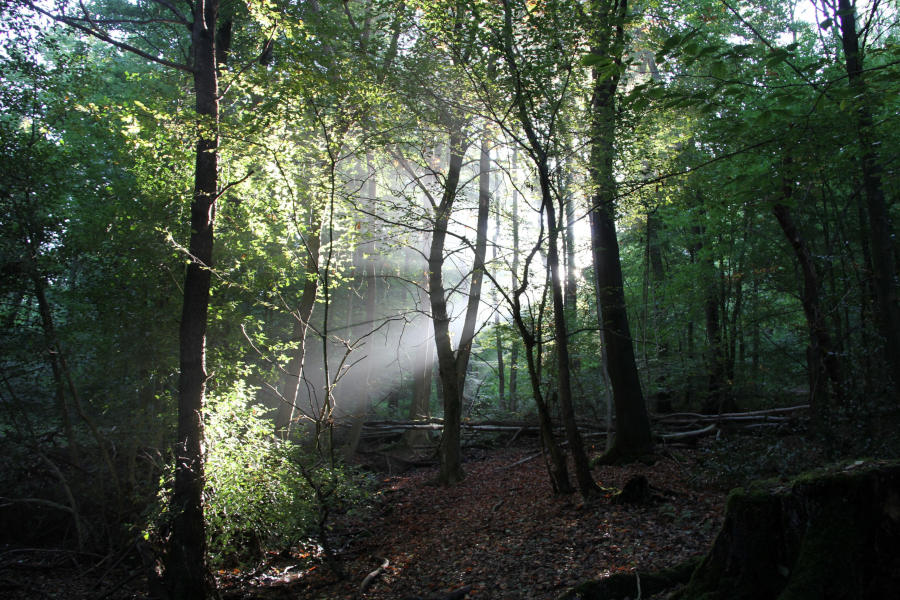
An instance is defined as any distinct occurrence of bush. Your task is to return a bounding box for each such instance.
[151,382,369,568]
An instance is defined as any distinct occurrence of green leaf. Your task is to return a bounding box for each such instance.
[581,53,609,67]
[709,60,728,78]
[764,50,790,67]
[661,33,683,55]
[819,18,833,29]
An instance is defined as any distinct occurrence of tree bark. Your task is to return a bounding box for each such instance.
[835,0,900,388]
[454,135,491,392]
[541,161,597,496]
[493,168,506,410]
[429,124,467,486]
[588,0,652,461]
[508,148,520,411]
[167,4,221,598]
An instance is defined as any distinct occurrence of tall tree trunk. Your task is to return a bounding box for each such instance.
[564,181,578,311]
[499,0,596,497]
[836,0,900,387]
[508,148,520,411]
[703,269,725,413]
[30,270,120,493]
[274,206,323,436]
[589,0,652,461]
[691,224,729,414]
[454,136,491,390]
[409,233,435,429]
[508,226,572,493]
[167,5,221,598]
[410,286,434,422]
[541,162,597,496]
[28,270,79,463]
[430,124,467,486]
[492,165,506,409]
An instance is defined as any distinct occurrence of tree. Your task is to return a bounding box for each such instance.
[491,0,598,497]
[14,0,266,595]
[587,0,653,461]
[830,0,900,386]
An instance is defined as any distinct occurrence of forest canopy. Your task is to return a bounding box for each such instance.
[1,0,898,597]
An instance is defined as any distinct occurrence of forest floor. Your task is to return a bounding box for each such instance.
[1,438,767,600]
[217,442,728,600]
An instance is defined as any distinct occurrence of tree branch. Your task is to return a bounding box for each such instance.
[25,2,194,73]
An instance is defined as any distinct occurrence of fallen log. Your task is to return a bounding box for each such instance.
[656,405,809,423]
[659,424,718,441]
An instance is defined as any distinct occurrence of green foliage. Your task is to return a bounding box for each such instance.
[199,383,369,566]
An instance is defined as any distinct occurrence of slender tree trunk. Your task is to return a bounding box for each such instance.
[508,230,572,494]
[167,5,221,598]
[589,0,652,462]
[508,148,520,411]
[30,272,78,463]
[410,295,434,421]
[836,0,900,387]
[523,333,573,494]
[492,165,506,409]
[430,125,467,486]
[564,181,578,311]
[499,0,597,496]
[30,271,120,494]
[703,272,725,413]
[454,135,491,388]
[543,164,596,496]
[409,237,434,433]
[274,206,323,436]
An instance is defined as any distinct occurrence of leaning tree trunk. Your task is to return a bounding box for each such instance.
[589,0,652,461]
[772,184,842,422]
[167,5,221,599]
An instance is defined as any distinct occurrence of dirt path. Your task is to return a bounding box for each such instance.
[230,446,725,599]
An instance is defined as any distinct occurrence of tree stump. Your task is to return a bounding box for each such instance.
[561,460,900,600]
[675,460,900,600]
[611,475,652,505]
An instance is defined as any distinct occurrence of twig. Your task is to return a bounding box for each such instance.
[495,451,542,471]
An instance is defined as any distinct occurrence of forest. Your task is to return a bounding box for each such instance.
[1,0,898,598]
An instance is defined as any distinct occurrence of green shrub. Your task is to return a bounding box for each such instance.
[151,382,369,568]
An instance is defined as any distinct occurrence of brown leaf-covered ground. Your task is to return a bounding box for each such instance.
[223,445,725,599]
[0,444,726,600]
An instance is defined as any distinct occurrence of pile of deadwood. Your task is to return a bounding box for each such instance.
[354,405,810,450]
